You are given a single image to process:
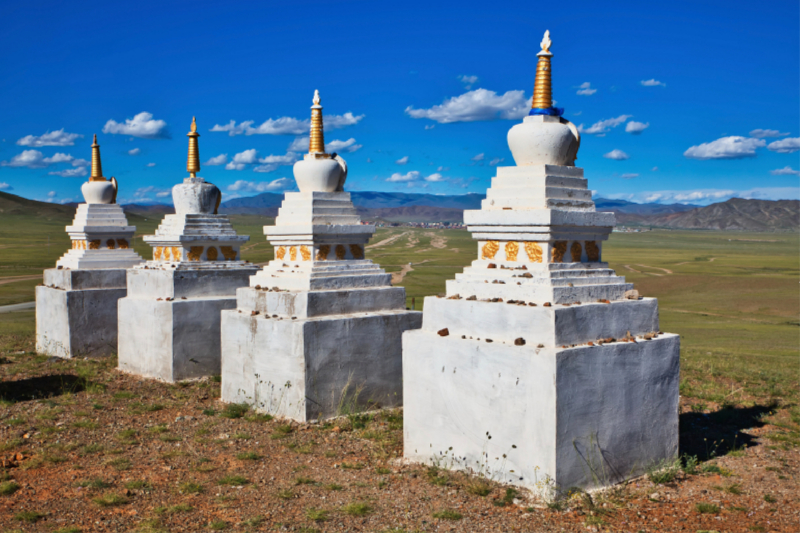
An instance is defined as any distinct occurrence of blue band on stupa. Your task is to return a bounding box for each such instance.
[529,107,564,117]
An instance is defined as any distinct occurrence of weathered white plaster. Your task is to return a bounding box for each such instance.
[57,204,143,269]
[507,115,581,167]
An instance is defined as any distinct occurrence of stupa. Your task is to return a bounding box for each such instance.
[36,135,143,358]
[220,91,422,421]
[117,118,257,382]
[402,32,680,495]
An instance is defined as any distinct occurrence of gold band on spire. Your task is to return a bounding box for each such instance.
[532,30,553,110]
[90,134,105,182]
[187,117,200,177]
[308,90,326,154]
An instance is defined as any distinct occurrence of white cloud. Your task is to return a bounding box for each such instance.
[128,148,141,156]
[156,191,171,198]
[1,150,46,168]
[620,173,639,179]
[767,137,800,154]
[458,75,479,89]
[608,187,799,205]
[47,191,57,198]
[147,162,156,167]
[604,149,630,160]
[405,88,530,123]
[253,152,300,173]
[44,153,73,164]
[210,113,364,137]
[366,158,373,163]
[0,182,11,190]
[684,136,766,160]
[625,121,649,134]
[750,129,790,138]
[17,129,82,147]
[578,115,632,135]
[48,167,87,177]
[225,149,259,170]
[227,178,293,192]
[102,112,169,139]
[71,158,89,167]
[471,153,485,162]
[396,156,409,165]
[489,157,504,166]
[386,171,420,183]
[287,136,309,152]
[770,166,800,176]
[424,173,446,182]
[640,79,666,87]
[133,186,170,198]
[576,82,596,96]
[437,166,449,171]
[205,154,228,166]
[424,124,435,130]
[326,138,362,153]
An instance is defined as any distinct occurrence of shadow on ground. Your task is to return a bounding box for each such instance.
[0,374,85,403]
[679,402,778,459]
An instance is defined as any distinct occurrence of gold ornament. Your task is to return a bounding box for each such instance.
[481,240,499,259]
[551,241,567,262]
[154,247,163,261]
[90,134,105,182]
[89,240,100,250]
[276,246,286,260]
[106,239,116,249]
[289,246,297,261]
[570,242,582,262]
[300,245,311,261]
[532,30,554,110]
[335,245,346,260]
[525,242,543,263]
[220,246,237,260]
[188,246,203,261]
[316,244,330,261]
[349,244,364,259]
[505,241,519,262]
[206,246,218,261]
[585,241,600,262]
[116,239,129,249]
[171,247,181,261]
[187,117,200,177]
[309,90,326,154]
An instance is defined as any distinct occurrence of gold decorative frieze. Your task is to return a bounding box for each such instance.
[585,241,600,262]
[188,246,203,261]
[220,246,237,261]
[88,240,100,250]
[481,240,499,260]
[551,241,567,262]
[106,239,116,249]
[276,246,286,260]
[505,241,519,262]
[570,242,582,262]
[154,247,163,261]
[116,239,129,249]
[289,246,297,261]
[525,242,543,263]
[171,247,181,261]
[206,246,218,261]
[335,245,346,260]
[300,245,311,261]
[316,244,330,261]
[349,244,364,260]
[163,247,171,261]
[72,240,87,250]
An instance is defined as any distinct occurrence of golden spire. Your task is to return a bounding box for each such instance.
[308,90,326,154]
[532,30,554,110]
[90,134,105,182]
[187,116,201,177]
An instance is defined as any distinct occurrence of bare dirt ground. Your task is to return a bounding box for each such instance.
[0,276,41,287]
[0,352,797,533]
[366,232,411,250]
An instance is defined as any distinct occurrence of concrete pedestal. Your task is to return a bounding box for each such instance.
[36,269,129,358]
[403,302,679,494]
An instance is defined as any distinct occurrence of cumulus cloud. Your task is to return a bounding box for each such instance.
[0,182,11,190]
[396,156,409,165]
[767,137,800,154]
[147,162,156,167]
[386,171,420,183]
[405,88,530,123]
[683,136,766,160]
[47,191,57,198]
[620,173,639,179]
[133,185,170,199]
[604,149,630,160]
[471,153,485,162]
[489,157,504,166]
[424,173,446,182]
[17,129,82,147]
[424,124,435,130]
[225,149,259,170]
[326,138,362,153]
[578,115,632,135]
[44,153,74,164]
[128,148,141,156]
[253,152,300,173]
[640,79,666,87]
[156,191,171,198]
[71,158,90,167]
[205,154,228,166]
[227,178,293,192]
[210,112,364,137]
[102,112,169,139]
[576,82,596,96]
[437,166,449,171]
[770,166,800,176]
[0,150,77,168]
[625,121,649,134]
[458,75,479,89]
[750,129,790,139]
[49,167,88,177]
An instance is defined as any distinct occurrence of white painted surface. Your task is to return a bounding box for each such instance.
[57,204,143,269]
[172,177,221,215]
[80,180,116,204]
[507,115,580,167]
[294,157,344,193]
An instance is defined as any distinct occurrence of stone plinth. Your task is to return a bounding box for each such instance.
[117,207,257,382]
[36,203,143,358]
[221,190,421,421]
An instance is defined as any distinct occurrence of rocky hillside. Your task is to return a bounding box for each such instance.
[648,198,799,232]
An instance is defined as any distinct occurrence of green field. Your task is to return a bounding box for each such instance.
[1,215,798,450]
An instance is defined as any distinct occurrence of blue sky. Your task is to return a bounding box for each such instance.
[1,0,798,206]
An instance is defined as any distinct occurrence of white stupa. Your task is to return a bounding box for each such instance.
[36,135,143,358]
[402,32,680,496]
[220,91,421,422]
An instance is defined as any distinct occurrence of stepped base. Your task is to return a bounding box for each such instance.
[35,268,129,358]
[252,259,392,291]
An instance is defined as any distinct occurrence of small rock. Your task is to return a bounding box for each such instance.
[466,295,477,301]
[332,427,341,433]
[255,285,261,290]
[514,338,526,346]
[650,492,660,500]
[543,302,552,307]
[487,263,497,269]
[485,339,493,343]
[625,289,640,300]
[437,328,450,337]
[537,344,545,348]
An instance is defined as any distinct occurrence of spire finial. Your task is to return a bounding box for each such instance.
[532,29,554,110]
[187,117,201,177]
[90,134,105,182]
[309,90,326,154]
